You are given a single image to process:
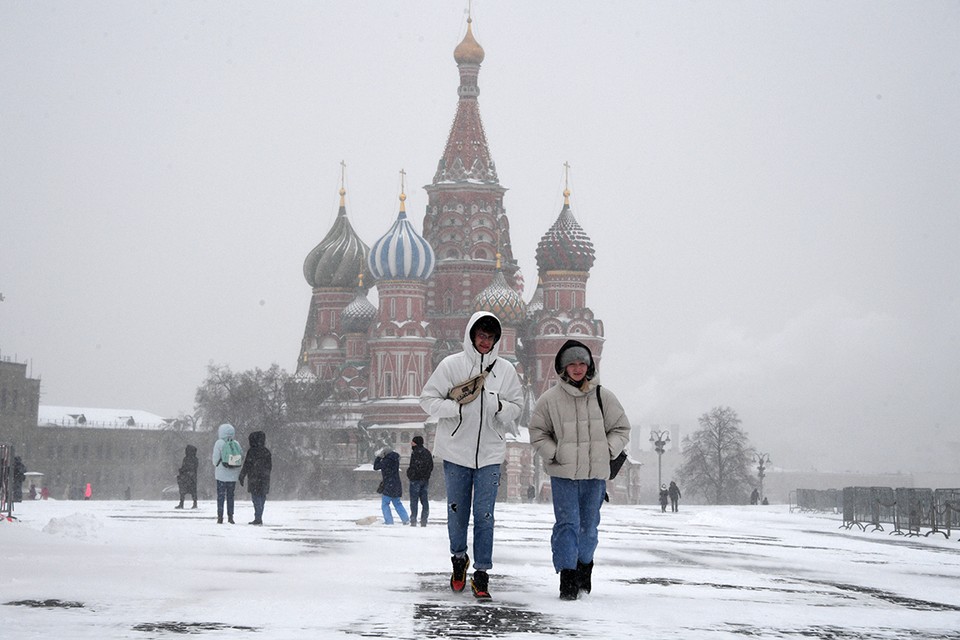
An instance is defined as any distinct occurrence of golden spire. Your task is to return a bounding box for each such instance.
[339,160,347,207]
[399,168,407,213]
[563,161,571,206]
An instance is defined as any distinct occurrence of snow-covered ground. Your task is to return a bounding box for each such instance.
[2,499,959,639]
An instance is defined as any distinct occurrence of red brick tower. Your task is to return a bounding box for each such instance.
[422,17,522,363]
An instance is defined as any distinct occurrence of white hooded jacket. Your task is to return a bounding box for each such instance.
[420,311,523,469]
[212,423,242,482]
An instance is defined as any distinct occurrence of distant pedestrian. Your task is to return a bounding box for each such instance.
[406,436,433,527]
[40,486,50,500]
[750,488,760,505]
[212,423,243,524]
[238,431,272,525]
[659,484,669,512]
[668,480,681,512]
[12,456,26,502]
[374,448,409,525]
[28,484,37,500]
[84,482,93,500]
[175,445,199,509]
[762,497,769,506]
[529,339,631,601]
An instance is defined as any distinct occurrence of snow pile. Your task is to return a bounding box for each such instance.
[41,512,104,539]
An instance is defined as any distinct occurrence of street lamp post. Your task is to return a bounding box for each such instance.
[649,429,671,489]
[753,452,771,503]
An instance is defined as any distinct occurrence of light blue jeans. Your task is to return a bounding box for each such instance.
[550,476,606,572]
[444,461,500,571]
[381,495,409,525]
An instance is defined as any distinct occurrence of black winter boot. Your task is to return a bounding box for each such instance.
[217,516,223,524]
[559,569,579,600]
[450,554,469,592]
[576,560,594,594]
[228,516,235,524]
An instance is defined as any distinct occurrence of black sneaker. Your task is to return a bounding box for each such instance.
[450,554,469,592]
[471,570,491,600]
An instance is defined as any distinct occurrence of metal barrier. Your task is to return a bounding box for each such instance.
[808,485,960,540]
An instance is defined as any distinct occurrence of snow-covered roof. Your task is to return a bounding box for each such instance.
[365,422,427,431]
[38,405,170,430]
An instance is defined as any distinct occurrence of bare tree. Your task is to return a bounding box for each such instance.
[677,406,755,504]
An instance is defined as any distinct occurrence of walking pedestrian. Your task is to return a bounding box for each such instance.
[406,435,434,527]
[668,480,681,512]
[659,484,669,512]
[529,339,630,600]
[420,311,523,599]
[374,448,409,525]
[175,445,199,509]
[212,423,243,524]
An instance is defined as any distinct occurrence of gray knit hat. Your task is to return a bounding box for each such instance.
[559,346,591,369]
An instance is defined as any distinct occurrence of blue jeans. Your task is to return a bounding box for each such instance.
[444,461,500,571]
[251,493,266,521]
[381,495,409,525]
[409,480,430,524]
[216,480,236,518]
[550,476,606,572]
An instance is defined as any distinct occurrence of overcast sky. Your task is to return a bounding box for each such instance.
[2,1,958,475]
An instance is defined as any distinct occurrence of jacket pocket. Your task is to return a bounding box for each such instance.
[450,405,465,437]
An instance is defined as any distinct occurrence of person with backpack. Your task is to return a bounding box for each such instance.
[406,435,434,527]
[175,445,199,509]
[212,423,243,524]
[529,340,631,601]
[420,311,523,600]
[238,431,272,525]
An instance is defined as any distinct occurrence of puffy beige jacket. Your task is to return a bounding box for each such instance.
[529,379,631,480]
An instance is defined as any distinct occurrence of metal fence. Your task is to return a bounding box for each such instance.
[794,486,960,540]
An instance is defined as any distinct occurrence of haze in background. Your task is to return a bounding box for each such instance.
[2,1,958,474]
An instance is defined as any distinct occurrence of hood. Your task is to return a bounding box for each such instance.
[217,423,236,440]
[185,445,197,456]
[554,339,596,382]
[461,311,503,361]
[248,430,266,448]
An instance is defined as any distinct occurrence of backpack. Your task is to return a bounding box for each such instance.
[220,439,243,468]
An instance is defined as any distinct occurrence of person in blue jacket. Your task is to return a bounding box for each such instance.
[212,423,242,524]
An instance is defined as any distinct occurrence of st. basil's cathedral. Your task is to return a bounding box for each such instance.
[296,18,612,500]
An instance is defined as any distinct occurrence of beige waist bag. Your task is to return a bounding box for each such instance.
[448,361,496,405]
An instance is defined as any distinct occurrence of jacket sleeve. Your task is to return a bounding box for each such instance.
[211,441,222,467]
[528,394,558,462]
[599,387,631,458]
[491,359,523,427]
[419,360,462,419]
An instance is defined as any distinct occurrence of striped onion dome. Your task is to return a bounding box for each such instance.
[535,189,595,273]
[474,255,526,325]
[368,192,435,281]
[303,188,372,288]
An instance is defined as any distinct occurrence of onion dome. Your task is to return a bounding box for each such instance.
[368,191,436,281]
[535,188,595,273]
[304,187,372,288]
[474,254,526,325]
[526,278,544,318]
[454,17,485,65]
[342,274,377,334]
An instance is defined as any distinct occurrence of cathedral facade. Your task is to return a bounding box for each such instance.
[296,18,608,500]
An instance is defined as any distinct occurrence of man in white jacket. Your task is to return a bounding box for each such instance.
[420,311,523,599]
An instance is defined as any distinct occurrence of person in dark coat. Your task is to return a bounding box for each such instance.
[406,435,434,527]
[12,457,26,502]
[175,445,199,509]
[668,480,681,512]
[238,431,272,525]
[659,484,669,512]
[374,448,409,525]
